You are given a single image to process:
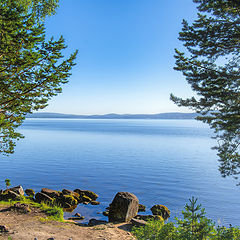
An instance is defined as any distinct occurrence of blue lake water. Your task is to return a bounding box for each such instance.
[1,119,239,226]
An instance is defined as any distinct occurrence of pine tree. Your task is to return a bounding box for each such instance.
[0,1,77,154]
[176,197,215,239]
[171,0,240,183]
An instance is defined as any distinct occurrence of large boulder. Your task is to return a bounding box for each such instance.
[35,192,53,204]
[41,188,60,199]
[150,205,170,220]
[108,192,139,222]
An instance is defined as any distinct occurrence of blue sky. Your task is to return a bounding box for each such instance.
[42,0,198,115]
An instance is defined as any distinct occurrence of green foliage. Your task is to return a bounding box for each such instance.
[2,0,59,19]
[176,197,215,239]
[171,0,240,183]
[215,225,240,240]
[4,179,11,188]
[132,198,240,240]
[0,0,77,154]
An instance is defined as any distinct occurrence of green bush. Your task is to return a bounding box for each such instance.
[132,197,240,240]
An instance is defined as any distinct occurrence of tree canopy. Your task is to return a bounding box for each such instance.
[0,0,77,154]
[171,0,240,183]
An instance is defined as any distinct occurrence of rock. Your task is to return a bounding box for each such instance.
[90,201,100,205]
[35,192,53,204]
[68,216,85,220]
[62,203,72,209]
[131,218,147,227]
[88,219,108,226]
[8,186,24,196]
[150,205,170,220]
[138,204,146,212]
[74,189,98,200]
[57,194,78,208]
[2,190,20,201]
[135,214,164,221]
[10,203,31,213]
[0,225,9,233]
[25,189,35,196]
[47,238,55,240]
[108,192,139,222]
[41,188,60,198]
[62,189,80,198]
[74,213,81,217]
[103,211,109,216]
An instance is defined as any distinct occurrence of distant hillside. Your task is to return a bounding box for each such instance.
[26,112,198,119]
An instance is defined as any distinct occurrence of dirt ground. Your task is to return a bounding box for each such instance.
[0,205,136,240]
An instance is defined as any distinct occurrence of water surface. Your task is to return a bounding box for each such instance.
[1,119,239,225]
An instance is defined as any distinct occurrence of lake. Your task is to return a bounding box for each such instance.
[1,119,239,225]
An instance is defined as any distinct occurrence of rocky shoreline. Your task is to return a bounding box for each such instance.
[0,185,170,239]
[0,185,170,225]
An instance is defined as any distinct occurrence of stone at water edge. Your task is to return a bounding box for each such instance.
[103,211,109,216]
[135,214,164,221]
[108,192,139,222]
[74,189,99,201]
[68,216,85,220]
[90,200,100,205]
[35,192,53,203]
[62,189,80,199]
[2,190,20,201]
[74,213,81,217]
[138,204,146,212]
[88,219,108,226]
[25,189,35,196]
[41,188,61,198]
[3,186,24,196]
[131,218,148,227]
[150,204,170,220]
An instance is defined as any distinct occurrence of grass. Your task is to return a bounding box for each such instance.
[0,196,64,222]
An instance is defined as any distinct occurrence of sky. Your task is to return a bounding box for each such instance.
[42,0,198,115]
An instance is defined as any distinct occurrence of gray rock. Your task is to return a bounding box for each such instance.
[108,192,139,222]
[68,216,85,220]
[41,188,60,198]
[3,190,20,201]
[90,201,100,205]
[103,211,109,216]
[138,204,146,212]
[74,189,98,201]
[131,218,147,227]
[8,185,25,196]
[150,205,170,220]
[35,192,53,203]
[135,214,163,221]
[25,189,35,196]
[88,219,108,226]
